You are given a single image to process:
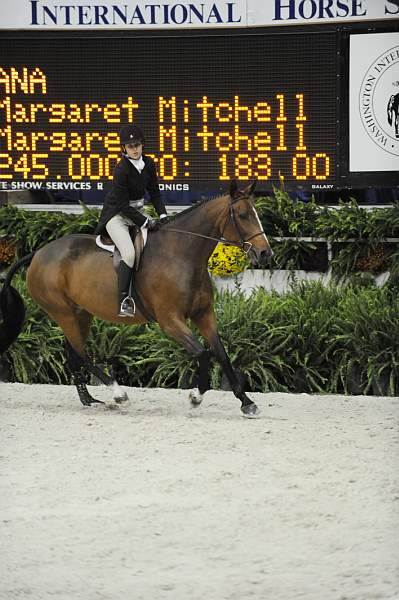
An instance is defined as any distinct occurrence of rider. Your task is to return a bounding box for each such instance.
[95,124,168,317]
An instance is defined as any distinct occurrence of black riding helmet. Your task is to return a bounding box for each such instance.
[119,124,145,145]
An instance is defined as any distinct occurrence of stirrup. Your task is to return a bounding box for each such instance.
[118,295,136,317]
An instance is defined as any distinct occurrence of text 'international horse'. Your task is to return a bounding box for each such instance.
[0,181,273,417]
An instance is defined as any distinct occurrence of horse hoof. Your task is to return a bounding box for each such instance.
[241,403,260,418]
[109,383,129,404]
[114,392,129,404]
[189,388,203,407]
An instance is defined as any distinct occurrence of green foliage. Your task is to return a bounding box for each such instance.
[212,286,293,391]
[1,193,399,277]
[273,281,341,392]
[330,283,399,396]
[270,238,320,271]
[330,241,399,280]
[1,195,398,395]
[2,279,398,396]
[314,199,369,239]
[5,276,68,383]
[256,187,318,237]
[366,202,399,238]
[255,191,399,278]
[0,203,100,255]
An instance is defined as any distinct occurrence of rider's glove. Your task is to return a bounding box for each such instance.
[160,214,170,224]
[147,218,161,231]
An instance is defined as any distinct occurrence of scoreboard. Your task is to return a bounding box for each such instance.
[1,31,339,198]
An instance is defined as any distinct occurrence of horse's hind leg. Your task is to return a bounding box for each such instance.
[45,307,98,406]
[65,339,100,406]
[42,304,125,407]
[158,315,209,408]
[62,308,128,407]
[53,308,101,406]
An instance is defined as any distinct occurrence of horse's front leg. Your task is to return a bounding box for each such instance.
[189,349,211,407]
[192,309,260,418]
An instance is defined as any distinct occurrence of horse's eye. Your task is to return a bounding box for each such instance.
[239,212,249,220]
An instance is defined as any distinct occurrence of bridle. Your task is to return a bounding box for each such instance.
[165,194,266,255]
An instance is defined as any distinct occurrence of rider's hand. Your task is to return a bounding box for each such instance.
[147,218,161,231]
[160,215,170,224]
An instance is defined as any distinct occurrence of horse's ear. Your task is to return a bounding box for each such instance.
[229,179,238,198]
[245,180,257,196]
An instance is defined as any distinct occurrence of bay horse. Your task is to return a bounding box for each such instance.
[0,180,273,417]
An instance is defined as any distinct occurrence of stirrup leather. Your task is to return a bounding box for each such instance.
[119,295,136,317]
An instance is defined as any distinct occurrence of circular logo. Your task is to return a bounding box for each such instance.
[359,45,399,157]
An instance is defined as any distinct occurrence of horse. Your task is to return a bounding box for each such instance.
[0,180,273,418]
[387,93,399,139]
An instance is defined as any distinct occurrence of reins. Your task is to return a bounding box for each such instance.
[164,228,263,254]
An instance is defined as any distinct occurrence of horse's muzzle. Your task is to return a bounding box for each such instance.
[255,247,274,266]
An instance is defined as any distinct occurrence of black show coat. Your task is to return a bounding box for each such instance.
[95,154,166,234]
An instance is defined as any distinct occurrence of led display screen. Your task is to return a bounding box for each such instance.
[0,32,338,198]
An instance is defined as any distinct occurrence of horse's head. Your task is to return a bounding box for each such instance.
[221,180,273,267]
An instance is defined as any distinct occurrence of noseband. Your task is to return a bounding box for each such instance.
[166,195,266,254]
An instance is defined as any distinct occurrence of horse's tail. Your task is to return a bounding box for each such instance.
[0,252,35,354]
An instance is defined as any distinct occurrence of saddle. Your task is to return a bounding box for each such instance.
[95,225,146,272]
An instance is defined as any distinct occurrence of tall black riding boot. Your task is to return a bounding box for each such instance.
[118,260,135,317]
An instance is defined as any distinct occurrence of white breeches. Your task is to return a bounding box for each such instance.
[106,214,147,268]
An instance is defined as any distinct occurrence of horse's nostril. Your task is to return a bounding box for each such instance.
[260,249,273,263]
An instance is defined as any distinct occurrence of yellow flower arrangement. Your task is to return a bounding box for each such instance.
[208,243,249,277]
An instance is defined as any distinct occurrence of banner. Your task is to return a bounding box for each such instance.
[350,32,399,172]
[1,1,244,29]
[248,0,398,27]
[0,0,397,29]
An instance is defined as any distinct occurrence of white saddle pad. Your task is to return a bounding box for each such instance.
[95,228,148,254]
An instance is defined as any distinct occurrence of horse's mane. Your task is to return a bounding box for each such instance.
[167,192,228,223]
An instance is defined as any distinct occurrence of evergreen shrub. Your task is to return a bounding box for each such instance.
[1,276,397,396]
